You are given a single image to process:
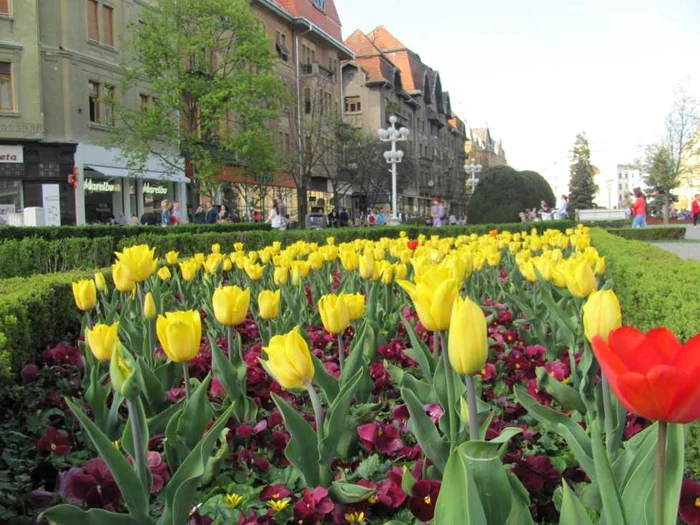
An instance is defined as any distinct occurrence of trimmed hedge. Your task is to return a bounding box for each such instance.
[0,270,97,377]
[605,226,686,241]
[0,221,271,242]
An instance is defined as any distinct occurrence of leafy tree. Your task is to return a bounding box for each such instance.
[568,133,597,211]
[112,0,283,201]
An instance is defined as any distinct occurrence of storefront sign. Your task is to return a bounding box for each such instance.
[85,178,120,192]
[0,146,23,163]
[42,184,61,226]
[143,182,168,195]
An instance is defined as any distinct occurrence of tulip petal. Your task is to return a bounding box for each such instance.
[615,365,683,422]
[591,335,630,383]
[614,372,663,421]
[641,328,682,365]
[605,327,647,372]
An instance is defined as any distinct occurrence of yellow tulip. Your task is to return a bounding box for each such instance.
[248,251,259,263]
[582,289,621,344]
[552,267,567,288]
[212,286,251,326]
[308,252,325,270]
[340,250,360,272]
[94,272,107,293]
[291,265,302,286]
[326,236,336,245]
[211,243,221,254]
[156,310,202,362]
[394,263,408,281]
[115,244,157,282]
[318,294,350,334]
[448,296,488,375]
[204,253,223,275]
[397,271,458,332]
[533,257,554,281]
[486,251,501,267]
[595,256,606,276]
[157,266,172,281]
[274,266,289,286]
[518,260,538,282]
[179,260,199,282]
[379,261,394,285]
[72,279,97,311]
[112,262,136,293]
[234,242,244,252]
[244,261,264,281]
[86,322,119,362]
[144,292,157,320]
[223,259,233,272]
[262,327,314,389]
[359,251,375,280]
[341,293,365,321]
[165,251,179,265]
[258,289,281,320]
[565,260,598,298]
[194,253,206,265]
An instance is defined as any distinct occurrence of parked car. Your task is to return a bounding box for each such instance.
[305,213,329,229]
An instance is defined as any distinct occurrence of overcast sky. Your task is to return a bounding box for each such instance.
[337,0,700,189]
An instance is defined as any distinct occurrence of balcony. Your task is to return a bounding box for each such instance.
[300,62,335,82]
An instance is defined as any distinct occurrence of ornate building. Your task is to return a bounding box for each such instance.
[466,127,507,169]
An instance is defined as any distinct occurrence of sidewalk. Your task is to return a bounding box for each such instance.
[652,225,700,261]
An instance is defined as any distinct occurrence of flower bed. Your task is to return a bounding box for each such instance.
[1,227,698,524]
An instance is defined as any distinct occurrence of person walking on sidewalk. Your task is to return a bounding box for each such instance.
[631,188,647,228]
[692,194,700,228]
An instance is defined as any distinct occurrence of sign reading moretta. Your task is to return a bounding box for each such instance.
[0,146,24,163]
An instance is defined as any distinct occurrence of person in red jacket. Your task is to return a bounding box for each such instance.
[631,188,647,228]
[692,194,700,228]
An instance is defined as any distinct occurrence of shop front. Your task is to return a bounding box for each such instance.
[0,142,77,225]
[75,144,188,225]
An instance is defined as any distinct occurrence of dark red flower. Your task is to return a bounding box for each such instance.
[260,483,293,502]
[357,422,405,457]
[236,424,255,438]
[36,426,71,455]
[497,310,514,324]
[409,479,440,522]
[210,378,226,398]
[624,414,646,440]
[43,342,83,370]
[21,363,40,383]
[253,457,271,473]
[148,451,170,493]
[407,240,419,250]
[293,487,334,524]
[376,477,407,508]
[480,363,496,381]
[679,479,700,524]
[512,455,560,492]
[369,362,392,392]
[268,410,283,428]
[424,403,444,424]
[392,404,410,432]
[65,458,121,511]
[270,430,289,452]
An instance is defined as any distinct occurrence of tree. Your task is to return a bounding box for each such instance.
[642,83,699,223]
[112,0,283,203]
[568,133,597,212]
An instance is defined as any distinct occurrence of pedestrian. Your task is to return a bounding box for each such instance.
[692,194,700,228]
[328,208,338,227]
[193,206,206,224]
[631,188,647,228]
[430,199,444,227]
[170,201,181,225]
[160,199,171,227]
[376,209,386,226]
[367,209,377,226]
[556,195,569,220]
[277,196,288,230]
[205,202,218,224]
[448,213,457,225]
[217,204,230,223]
[339,207,349,227]
[267,198,282,230]
[540,200,552,220]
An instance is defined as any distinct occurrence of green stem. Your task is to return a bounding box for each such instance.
[182,362,191,398]
[136,283,144,318]
[439,331,457,452]
[601,375,615,456]
[433,331,439,355]
[655,421,668,525]
[126,399,149,494]
[337,334,345,374]
[464,374,480,441]
[86,310,93,330]
[147,319,155,367]
[227,325,235,364]
[305,380,324,441]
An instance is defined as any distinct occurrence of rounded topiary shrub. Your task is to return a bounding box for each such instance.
[467,166,555,224]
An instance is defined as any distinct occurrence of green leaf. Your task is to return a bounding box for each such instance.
[356,454,381,479]
[329,481,375,504]
[210,334,246,420]
[514,386,594,477]
[559,481,594,525]
[400,314,436,380]
[505,472,535,525]
[402,387,449,474]
[154,360,181,391]
[311,353,340,404]
[158,403,236,525]
[64,398,149,522]
[434,447,488,525]
[41,506,141,524]
[121,398,151,495]
[320,368,363,466]
[591,420,627,525]
[535,367,587,414]
[661,423,685,525]
[401,466,417,495]
[134,358,168,415]
[84,368,110,434]
[271,392,320,487]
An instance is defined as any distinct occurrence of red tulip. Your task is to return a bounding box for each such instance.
[592,327,700,424]
[407,240,419,251]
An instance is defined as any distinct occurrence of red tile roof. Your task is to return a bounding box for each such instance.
[353,56,395,84]
[366,25,406,52]
[345,29,383,58]
[276,0,343,42]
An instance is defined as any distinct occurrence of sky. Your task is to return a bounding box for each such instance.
[336,0,700,194]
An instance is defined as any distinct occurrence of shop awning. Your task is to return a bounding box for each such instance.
[85,165,189,184]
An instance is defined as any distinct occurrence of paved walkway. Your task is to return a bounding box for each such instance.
[653,226,700,261]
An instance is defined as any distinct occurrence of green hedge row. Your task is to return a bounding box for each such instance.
[605,226,686,241]
[0,221,271,242]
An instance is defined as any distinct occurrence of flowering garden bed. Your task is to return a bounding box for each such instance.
[1,227,699,524]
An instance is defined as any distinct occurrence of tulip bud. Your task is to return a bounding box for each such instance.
[110,344,139,399]
[144,292,157,320]
[359,251,375,280]
[258,289,281,320]
[211,243,221,254]
[318,294,350,335]
[179,260,199,282]
[86,322,119,362]
[583,289,621,344]
[341,293,365,321]
[94,272,107,293]
[112,262,136,293]
[244,261,264,281]
[157,266,172,281]
[274,266,289,286]
[565,259,598,298]
[223,259,233,272]
[156,310,202,362]
[165,251,179,265]
[212,286,251,326]
[72,279,97,311]
[448,296,488,376]
[262,327,314,390]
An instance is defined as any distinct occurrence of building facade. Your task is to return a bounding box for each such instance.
[341,26,467,218]
[0,0,188,226]
[465,127,507,170]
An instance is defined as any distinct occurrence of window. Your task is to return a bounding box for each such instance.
[304,88,311,115]
[275,30,289,61]
[87,0,99,41]
[103,4,114,46]
[140,94,150,109]
[312,0,326,11]
[328,57,337,73]
[302,44,315,65]
[103,85,115,125]
[0,62,12,110]
[89,81,100,122]
[0,0,10,16]
[344,96,361,114]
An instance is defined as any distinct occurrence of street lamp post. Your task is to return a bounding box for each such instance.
[465,159,482,196]
[378,115,410,224]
